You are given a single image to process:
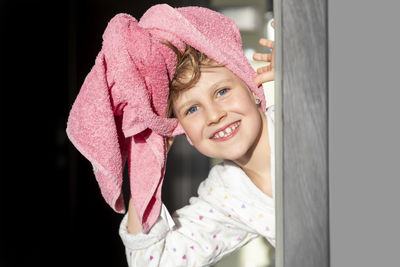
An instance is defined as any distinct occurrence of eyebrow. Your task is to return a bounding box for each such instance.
[175,78,234,114]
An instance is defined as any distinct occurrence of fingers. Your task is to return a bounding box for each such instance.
[253,35,275,85]
[253,53,272,62]
[258,38,274,49]
[257,65,272,74]
[254,71,274,86]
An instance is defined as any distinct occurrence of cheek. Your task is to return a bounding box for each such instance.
[231,94,263,137]
[180,119,202,144]
[181,120,215,157]
[228,92,258,115]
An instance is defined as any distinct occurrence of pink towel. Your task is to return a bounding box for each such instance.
[66,4,266,233]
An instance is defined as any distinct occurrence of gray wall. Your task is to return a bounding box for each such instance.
[329,1,400,266]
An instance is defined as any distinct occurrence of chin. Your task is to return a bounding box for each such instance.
[213,143,252,161]
[224,148,250,161]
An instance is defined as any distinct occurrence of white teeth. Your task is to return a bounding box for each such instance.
[212,121,241,139]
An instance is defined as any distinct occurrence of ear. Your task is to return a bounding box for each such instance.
[251,91,260,103]
[247,86,258,101]
[252,91,258,100]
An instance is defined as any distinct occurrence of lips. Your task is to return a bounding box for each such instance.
[210,121,241,141]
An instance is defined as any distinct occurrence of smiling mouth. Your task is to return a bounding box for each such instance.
[210,121,241,141]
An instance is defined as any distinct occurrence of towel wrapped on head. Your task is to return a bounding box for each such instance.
[66,4,266,233]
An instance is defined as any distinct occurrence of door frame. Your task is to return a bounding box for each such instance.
[274,0,330,266]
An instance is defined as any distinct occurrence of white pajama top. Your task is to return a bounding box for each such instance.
[119,105,275,267]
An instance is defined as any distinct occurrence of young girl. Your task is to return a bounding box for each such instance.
[67,4,274,267]
[120,7,275,267]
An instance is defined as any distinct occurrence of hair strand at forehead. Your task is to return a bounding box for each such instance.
[159,40,223,118]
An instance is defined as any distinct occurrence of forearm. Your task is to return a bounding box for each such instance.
[127,197,142,234]
[120,199,258,267]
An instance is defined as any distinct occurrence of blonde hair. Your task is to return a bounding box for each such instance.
[159,40,223,117]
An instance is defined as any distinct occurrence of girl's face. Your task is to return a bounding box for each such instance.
[172,66,264,161]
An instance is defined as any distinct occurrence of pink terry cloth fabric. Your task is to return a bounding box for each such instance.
[66,4,266,233]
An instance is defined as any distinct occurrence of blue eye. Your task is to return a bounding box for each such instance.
[186,105,198,115]
[217,88,229,97]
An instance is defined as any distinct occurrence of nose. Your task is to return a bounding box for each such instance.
[206,103,227,126]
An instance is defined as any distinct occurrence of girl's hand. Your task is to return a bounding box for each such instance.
[253,38,275,86]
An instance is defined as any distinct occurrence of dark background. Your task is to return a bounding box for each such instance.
[1,1,209,266]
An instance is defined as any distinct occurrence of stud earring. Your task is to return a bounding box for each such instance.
[255,98,261,104]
